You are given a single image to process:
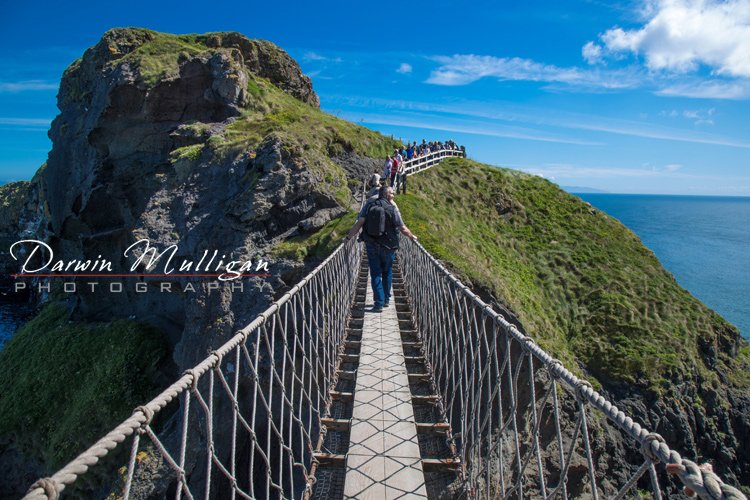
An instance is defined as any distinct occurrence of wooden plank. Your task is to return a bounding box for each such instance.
[416,422,450,434]
[412,395,439,404]
[421,458,461,471]
[321,418,350,432]
[314,453,346,465]
[330,390,354,401]
[337,370,356,380]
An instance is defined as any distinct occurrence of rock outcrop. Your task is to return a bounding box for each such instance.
[40,28,332,366]
[0,28,393,496]
[0,175,47,296]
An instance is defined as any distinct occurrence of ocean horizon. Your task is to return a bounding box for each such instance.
[575,192,750,340]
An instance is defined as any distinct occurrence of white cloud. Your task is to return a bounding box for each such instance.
[520,163,666,179]
[0,80,57,92]
[597,0,750,77]
[518,162,695,180]
[660,107,716,124]
[343,111,604,146]
[582,41,604,64]
[426,54,640,89]
[656,79,750,99]
[0,117,52,127]
[328,94,750,148]
[303,52,342,63]
[396,63,413,74]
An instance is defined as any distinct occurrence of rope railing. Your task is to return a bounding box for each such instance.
[398,237,746,500]
[402,148,465,177]
[24,237,362,500]
[24,150,746,499]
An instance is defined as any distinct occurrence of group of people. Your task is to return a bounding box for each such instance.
[347,139,464,313]
[381,139,465,195]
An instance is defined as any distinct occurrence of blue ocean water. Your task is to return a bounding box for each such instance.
[0,301,32,350]
[577,193,750,339]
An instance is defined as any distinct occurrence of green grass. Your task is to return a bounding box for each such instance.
[97,29,210,88]
[0,303,169,469]
[75,28,398,209]
[216,75,396,207]
[0,180,30,211]
[170,143,204,162]
[271,211,358,262]
[397,158,748,393]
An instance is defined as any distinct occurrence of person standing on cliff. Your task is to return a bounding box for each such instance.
[346,185,418,312]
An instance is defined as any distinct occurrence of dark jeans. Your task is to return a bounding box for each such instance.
[396,173,407,194]
[365,242,396,308]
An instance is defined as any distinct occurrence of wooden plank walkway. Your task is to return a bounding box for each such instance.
[344,272,428,500]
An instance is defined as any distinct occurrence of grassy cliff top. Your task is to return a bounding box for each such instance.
[171,73,397,207]
[394,158,749,393]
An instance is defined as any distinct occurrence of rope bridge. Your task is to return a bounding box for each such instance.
[24,149,745,499]
[25,237,362,500]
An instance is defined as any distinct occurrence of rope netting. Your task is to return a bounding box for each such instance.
[23,151,746,500]
[398,237,746,499]
[25,238,362,500]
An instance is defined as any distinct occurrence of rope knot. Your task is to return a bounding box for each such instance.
[666,459,747,499]
[134,405,155,434]
[27,477,59,500]
[575,379,594,401]
[548,359,565,379]
[183,368,199,392]
[210,350,224,368]
[640,433,666,463]
[236,329,248,342]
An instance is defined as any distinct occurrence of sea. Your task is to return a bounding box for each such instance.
[0,194,748,349]
[0,297,32,350]
[577,193,750,340]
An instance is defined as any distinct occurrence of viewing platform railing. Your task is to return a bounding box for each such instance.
[402,147,465,176]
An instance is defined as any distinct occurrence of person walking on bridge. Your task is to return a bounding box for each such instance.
[395,157,406,194]
[346,185,418,312]
[383,156,393,185]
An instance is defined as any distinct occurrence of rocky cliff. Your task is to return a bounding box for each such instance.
[0,28,392,497]
[0,173,46,295]
[39,27,393,361]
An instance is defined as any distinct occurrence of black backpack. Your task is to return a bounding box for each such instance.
[365,200,388,237]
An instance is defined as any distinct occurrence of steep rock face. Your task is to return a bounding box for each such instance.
[39,29,328,370]
[1,29,397,495]
[0,176,47,293]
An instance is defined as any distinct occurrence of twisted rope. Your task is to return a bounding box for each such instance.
[398,237,747,499]
[667,461,747,500]
[24,236,362,499]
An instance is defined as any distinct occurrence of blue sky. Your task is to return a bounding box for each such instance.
[1,0,749,194]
